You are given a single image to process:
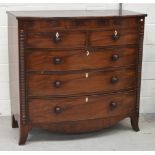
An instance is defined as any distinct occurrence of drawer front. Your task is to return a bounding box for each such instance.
[26,31,86,48]
[25,18,139,32]
[90,29,139,47]
[28,68,136,96]
[26,47,137,71]
[29,91,136,123]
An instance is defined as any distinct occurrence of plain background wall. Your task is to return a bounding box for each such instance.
[0,3,155,116]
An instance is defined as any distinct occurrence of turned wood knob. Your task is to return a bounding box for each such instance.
[54,106,62,114]
[110,102,117,109]
[54,80,61,88]
[111,54,119,61]
[112,30,119,40]
[53,57,61,65]
[53,32,61,43]
[111,76,118,84]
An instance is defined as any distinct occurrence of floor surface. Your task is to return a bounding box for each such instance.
[0,114,155,151]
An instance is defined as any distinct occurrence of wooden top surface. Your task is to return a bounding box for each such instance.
[7,10,147,19]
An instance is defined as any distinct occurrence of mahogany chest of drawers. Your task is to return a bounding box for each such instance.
[7,10,147,145]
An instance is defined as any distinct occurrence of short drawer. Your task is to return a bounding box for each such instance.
[25,17,139,32]
[26,47,137,71]
[28,68,136,96]
[89,29,139,47]
[26,31,86,48]
[28,91,136,123]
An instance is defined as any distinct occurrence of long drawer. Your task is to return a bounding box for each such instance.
[28,91,136,123]
[25,17,139,32]
[28,68,136,97]
[26,46,138,71]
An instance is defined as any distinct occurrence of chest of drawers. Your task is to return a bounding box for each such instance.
[7,10,147,145]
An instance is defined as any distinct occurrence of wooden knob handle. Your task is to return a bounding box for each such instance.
[111,54,119,61]
[54,80,61,88]
[111,76,118,84]
[54,106,62,114]
[110,102,117,109]
[53,57,61,65]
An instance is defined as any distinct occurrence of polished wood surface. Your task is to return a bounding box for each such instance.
[7,10,146,144]
[25,17,139,31]
[28,68,136,96]
[26,31,86,48]
[26,29,139,49]
[29,91,136,123]
[89,29,139,47]
[32,114,130,133]
[26,46,137,71]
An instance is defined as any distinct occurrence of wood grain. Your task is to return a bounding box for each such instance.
[29,91,136,123]
[26,31,86,48]
[89,28,139,47]
[7,10,146,144]
[26,46,138,71]
[24,17,139,31]
[28,68,136,96]
[32,114,130,134]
